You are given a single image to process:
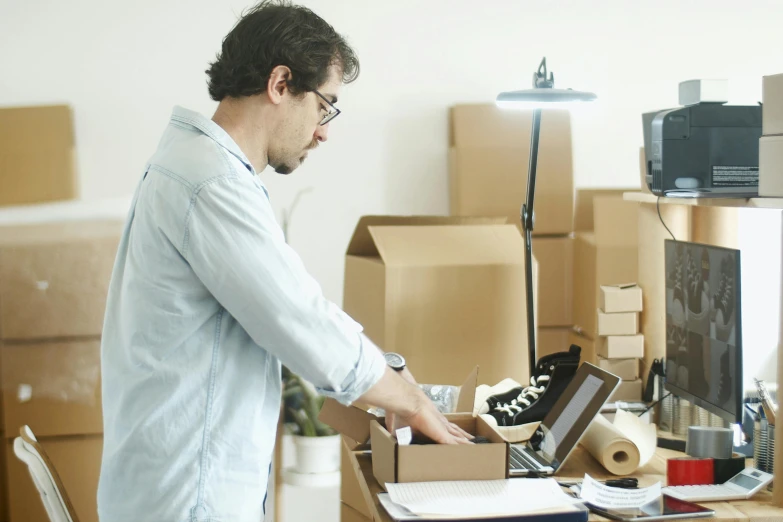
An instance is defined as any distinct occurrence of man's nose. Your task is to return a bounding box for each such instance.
[314,123,329,143]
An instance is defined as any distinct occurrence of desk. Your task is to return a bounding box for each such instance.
[346,446,783,521]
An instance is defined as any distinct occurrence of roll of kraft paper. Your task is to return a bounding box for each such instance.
[668,457,714,486]
[686,426,733,459]
[582,414,640,475]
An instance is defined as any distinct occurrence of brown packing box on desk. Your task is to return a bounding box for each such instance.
[597,356,639,381]
[573,189,634,232]
[343,216,533,386]
[597,310,639,336]
[600,284,643,314]
[6,434,102,522]
[0,220,123,340]
[0,105,78,207]
[597,334,644,359]
[609,379,643,402]
[1,339,102,438]
[759,135,783,197]
[532,236,573,327]
[449,105,573,235]
[762,73,783,136]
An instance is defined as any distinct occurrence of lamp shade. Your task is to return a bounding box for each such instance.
[496,87,597,109]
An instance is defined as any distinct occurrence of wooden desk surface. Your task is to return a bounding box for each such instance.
[346,446,783,521]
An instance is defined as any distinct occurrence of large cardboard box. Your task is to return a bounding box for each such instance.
[0,105,78,207]
[573,189,633,232]
[763,73,783,136]
[537,327,572,358]
[533,237,573,327]
[759,135,783,197]
[343,216,532,385]
[1,339,102,438]
[567,329,595,363]
[0,220,122,340]
[449,105,573,235]
[6,435,102,522]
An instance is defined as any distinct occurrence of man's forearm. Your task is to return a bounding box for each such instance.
[358,366,424,417]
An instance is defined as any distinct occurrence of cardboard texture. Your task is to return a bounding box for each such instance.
[573,189,632,232]
[0,105,77,207]
[593,195,639,246]
[6,435,102,522]
[763,73,783,136]
[597,356,640,381]
[340,438,371,518]
[597,334,644,360]
[572,233,638,342]
[0,437,6,522]
[600,284,643,313]
[532,237,573,326]
[343,217,532,386]
[369,414,508,486]
[0,220,122,340]
[1,339,102,438]
[597,310,638,336]
[537,327,572,358]
[760,135,783,197]
[449,105,573,235]
[341,502,370,522]
[609,379,643,402]
[567,330,595,363]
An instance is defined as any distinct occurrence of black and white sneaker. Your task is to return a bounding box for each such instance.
[480,345,581,441]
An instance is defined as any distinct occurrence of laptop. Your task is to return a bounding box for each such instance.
[509,363,621,477]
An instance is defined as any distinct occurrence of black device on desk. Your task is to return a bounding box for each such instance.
[642,103,762,197]
[585,495,715,521]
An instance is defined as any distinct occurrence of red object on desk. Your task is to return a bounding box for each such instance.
[667,457,715,486]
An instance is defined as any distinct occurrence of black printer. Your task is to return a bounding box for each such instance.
[642,103,762,197]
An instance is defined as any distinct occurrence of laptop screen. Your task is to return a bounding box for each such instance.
[535,363,621,467]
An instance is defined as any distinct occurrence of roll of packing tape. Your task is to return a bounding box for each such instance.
[713,453,746,484]
[667,457,714,486]
[686,426,733,459]
[581,414,641,475]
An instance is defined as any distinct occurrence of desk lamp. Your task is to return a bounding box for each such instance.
[496,57,596,374]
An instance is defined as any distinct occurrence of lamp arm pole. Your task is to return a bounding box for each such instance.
[522,108,541,376]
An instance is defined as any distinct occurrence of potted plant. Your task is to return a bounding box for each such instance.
[282,366,340,475]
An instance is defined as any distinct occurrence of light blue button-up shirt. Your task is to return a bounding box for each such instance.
[98,106,386,522]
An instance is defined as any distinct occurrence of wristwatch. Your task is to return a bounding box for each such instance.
[384,352,406,372]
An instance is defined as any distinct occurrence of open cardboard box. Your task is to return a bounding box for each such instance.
[319,367,510,487]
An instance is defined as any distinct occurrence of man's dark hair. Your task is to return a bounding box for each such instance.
[206,1,359,101]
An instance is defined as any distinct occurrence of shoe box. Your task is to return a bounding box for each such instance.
[320,368,509,486]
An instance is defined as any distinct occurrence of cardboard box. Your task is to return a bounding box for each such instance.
[533,237,573,326]
[0,220,122,340]
[640,148,652,195]
[537,327,572,358]
[0,436,7,522]
[567,329,595,363]
[6,435,102,522]
[573,189,633,232]
[609,379,643,402]
[572,233,638,340]
[341,502,370,522]
[762,73,783,136]
[1,339,102,438]
[0,105,78,207]
[597,310,638,336]
[597,356,639,381]
[600,284,643,313]
[593,195,639,246]
[449,105,573,235]
[343,216,532,385]
[759,135,783,197]
[597,335,644,359]
[341,438,370,519]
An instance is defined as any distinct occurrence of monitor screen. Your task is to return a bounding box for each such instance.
[664,240,743,424]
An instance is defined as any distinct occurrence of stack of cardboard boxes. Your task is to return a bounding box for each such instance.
[448,104,575,359]
[596,284,644,402]
[760,73,783,197]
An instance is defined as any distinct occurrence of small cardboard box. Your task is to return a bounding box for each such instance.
[597,356,639,381]
[759,135,783,197]
[533,236,574,327]
[320,369,509,486]
[597,335,644,360]
[600,284,643,314]
[597,310,638,336]
[609,379,643,402]
[763,73,783,136]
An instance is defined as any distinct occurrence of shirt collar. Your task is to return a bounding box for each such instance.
[170,106,255,174]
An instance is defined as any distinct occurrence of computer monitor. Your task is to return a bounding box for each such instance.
[664,239,743,424]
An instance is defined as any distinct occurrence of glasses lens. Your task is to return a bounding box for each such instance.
[320,110,338,126]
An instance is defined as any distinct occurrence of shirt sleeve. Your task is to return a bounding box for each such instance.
[181,175,385,405]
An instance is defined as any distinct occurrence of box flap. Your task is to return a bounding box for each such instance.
[346,216,503,257]
[456,366,478,413]
[318,398,379,445]
[368,224,524,267]
[370,420,397,487]
[602,283,639,291]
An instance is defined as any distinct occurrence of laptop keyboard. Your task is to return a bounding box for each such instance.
[509,446,543,471]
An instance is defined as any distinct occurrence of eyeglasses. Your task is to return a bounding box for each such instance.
[314,89,340,126]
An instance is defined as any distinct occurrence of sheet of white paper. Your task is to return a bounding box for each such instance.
[386,479,581,516]
[613,409,657,467]
[580,474,661,509]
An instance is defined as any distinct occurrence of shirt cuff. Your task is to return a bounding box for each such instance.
[317,333,386,405]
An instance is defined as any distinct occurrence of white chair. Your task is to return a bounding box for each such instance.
[13,425,79,522]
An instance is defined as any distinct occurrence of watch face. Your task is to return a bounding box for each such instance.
[384,352,405,369]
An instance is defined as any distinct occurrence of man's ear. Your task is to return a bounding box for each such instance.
[267,65,292,105]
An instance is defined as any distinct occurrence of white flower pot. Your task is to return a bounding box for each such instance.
[292,434,341,474]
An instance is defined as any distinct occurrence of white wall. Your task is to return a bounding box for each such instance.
[3,1,783,305]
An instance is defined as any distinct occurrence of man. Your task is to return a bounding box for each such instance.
[98,2,471,521]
